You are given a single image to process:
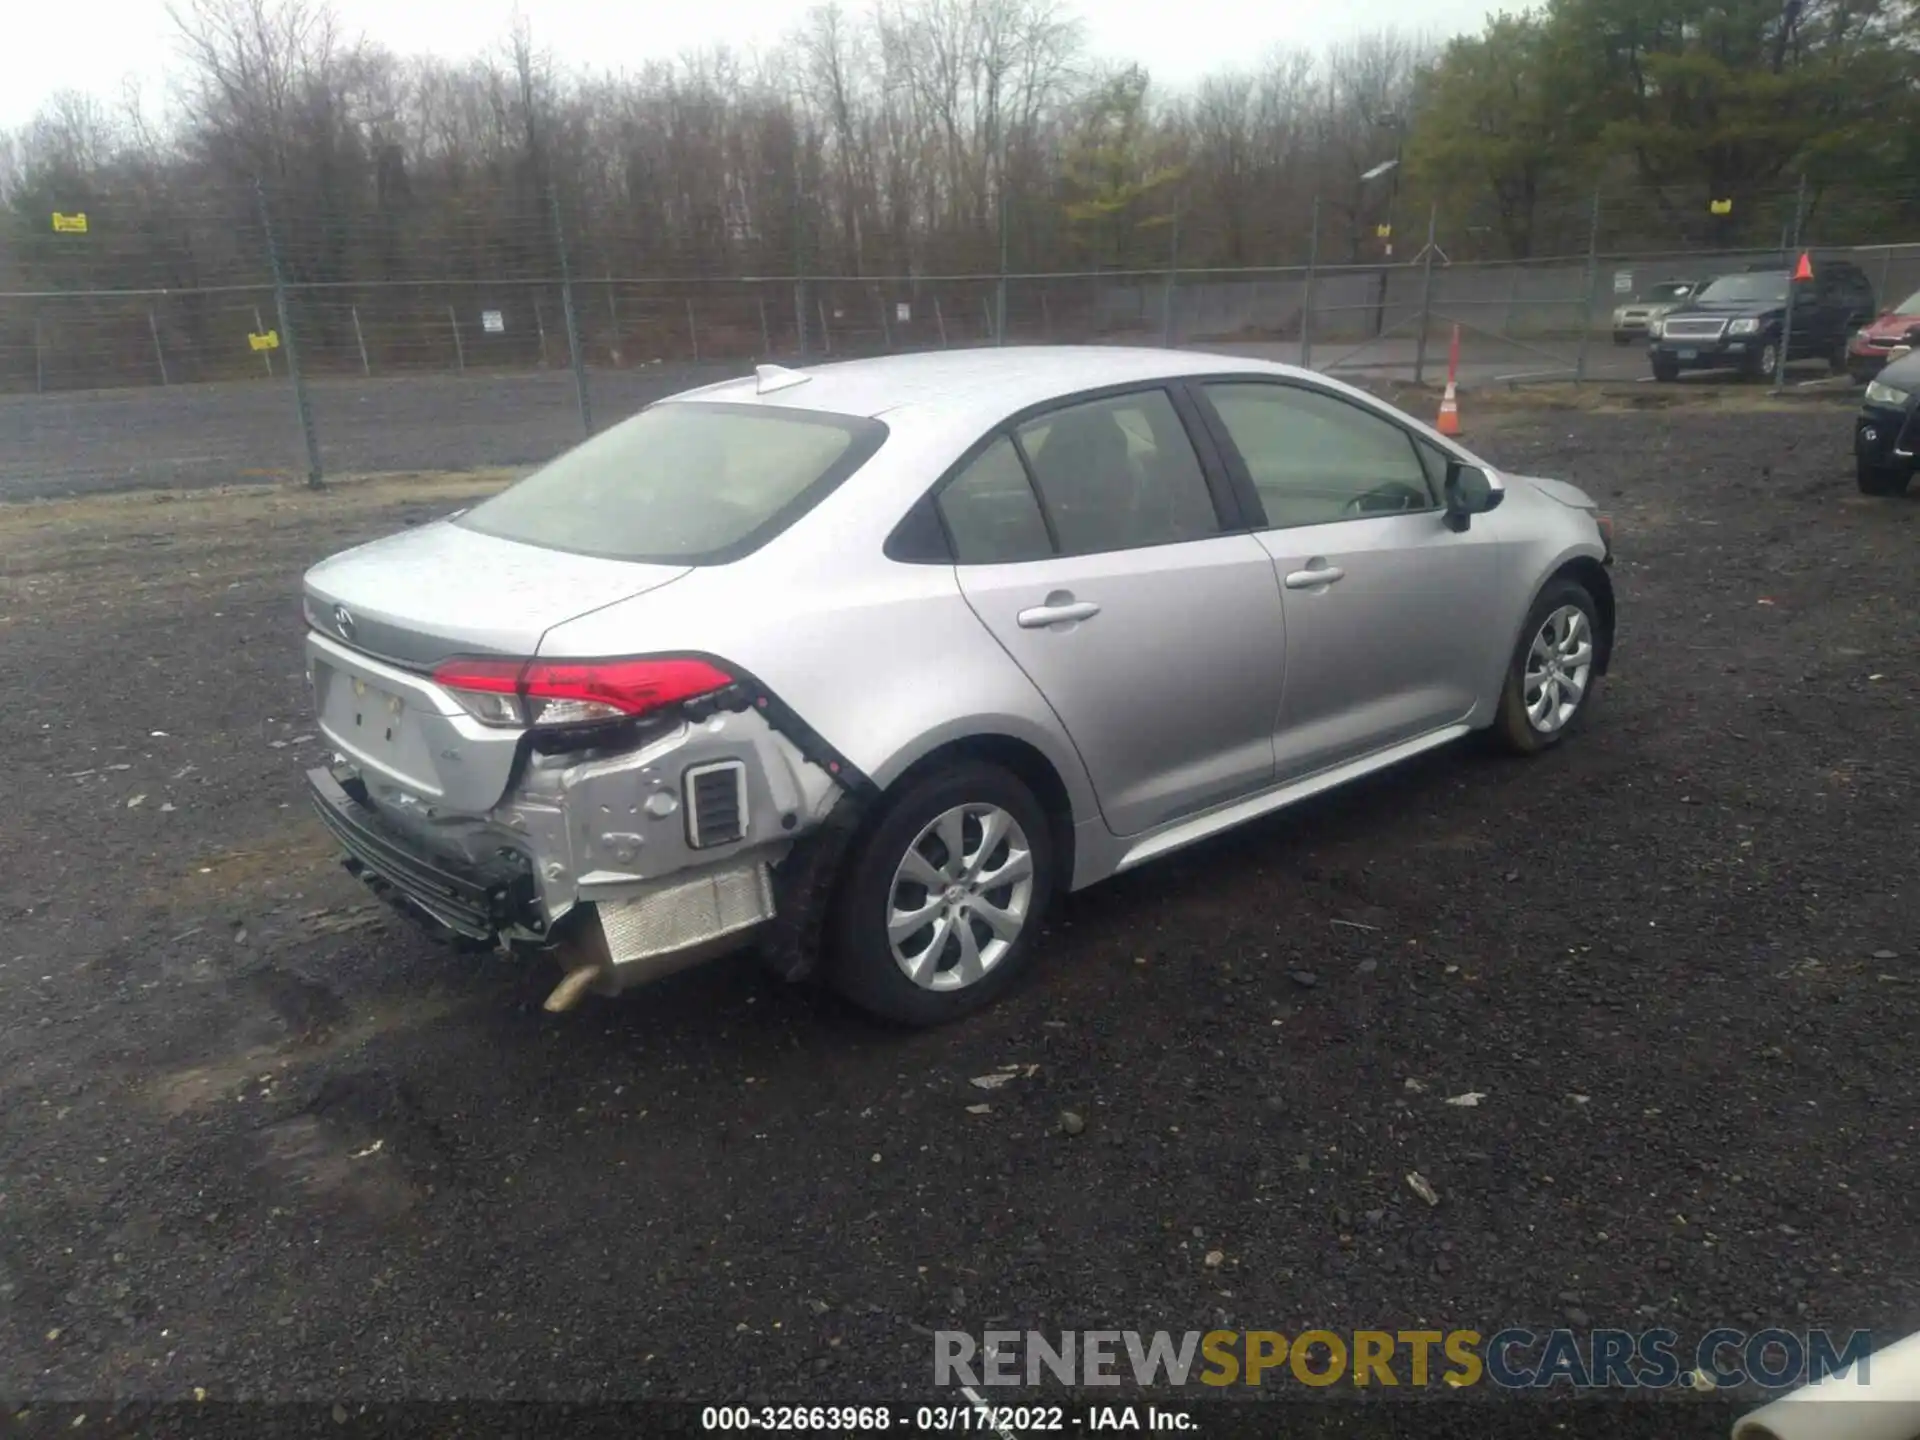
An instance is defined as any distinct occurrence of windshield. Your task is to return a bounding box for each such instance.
[1696,273,1791,305]
[1647,282,1692,301]
[1893,290,1920,316]
[456,402,887,563]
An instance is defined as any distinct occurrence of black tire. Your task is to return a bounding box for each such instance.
[1651,357,1680,383]
[824,760,1055,1026]
[1857,459,1912,497]
[1746,340,1780,382]
[1612,333,1632,346]
[1492,577,1602,756]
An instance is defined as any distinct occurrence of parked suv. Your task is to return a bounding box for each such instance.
[1649,258,1876,382]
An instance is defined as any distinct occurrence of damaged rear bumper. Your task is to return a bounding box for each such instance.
[310,761,785,1004]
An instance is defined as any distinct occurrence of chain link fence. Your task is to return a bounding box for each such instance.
[5,185,1920,498]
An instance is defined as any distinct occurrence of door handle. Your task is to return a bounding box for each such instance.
[1017,601,1101,628]
[1283,566,1345,590]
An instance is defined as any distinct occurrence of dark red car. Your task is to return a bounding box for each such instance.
[1847,288,1920,380]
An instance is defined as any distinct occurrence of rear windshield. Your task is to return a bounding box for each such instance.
[1697,273,1790,304]
[456,402,887,563]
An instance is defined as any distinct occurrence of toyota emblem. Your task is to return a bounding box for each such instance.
[332,604,356,642]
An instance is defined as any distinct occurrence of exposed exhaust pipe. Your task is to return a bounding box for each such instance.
[543,965,604,1013]
[541,913,613,1013]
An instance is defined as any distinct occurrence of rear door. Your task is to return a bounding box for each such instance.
[943,386,1287,837]
[1191,378,1507,782]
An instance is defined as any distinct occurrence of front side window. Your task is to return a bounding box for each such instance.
[456,402,885,563]
[1202,382,1435,529]
[1013,389,1220,556]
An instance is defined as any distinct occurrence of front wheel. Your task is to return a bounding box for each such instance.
[1651,356,1680,383]
[1747,340,1780,382]
[1858,459,1912,497]
[1493,579,1601,755]
[825,761,1055,1026]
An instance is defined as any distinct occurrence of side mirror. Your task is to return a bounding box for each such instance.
[1442,461,1503,533]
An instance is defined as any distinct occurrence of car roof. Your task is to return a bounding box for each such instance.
[661,345,1298,424]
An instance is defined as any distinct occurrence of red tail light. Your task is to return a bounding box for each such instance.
[432,656,733,729]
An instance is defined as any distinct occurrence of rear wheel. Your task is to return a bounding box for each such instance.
[1493,579,1601,756]
[1857,459,1912,497]
[825,761,1054,1026]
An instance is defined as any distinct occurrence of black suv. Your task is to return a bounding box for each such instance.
[1649,257,1876,382]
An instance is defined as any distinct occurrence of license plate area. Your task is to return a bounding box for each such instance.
[320,663,408,750]
[1677,348,1698,360]
[311,657,444,795]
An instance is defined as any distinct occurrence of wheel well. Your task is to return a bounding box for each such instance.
[886,735,1078,893]
[1555,557,1616,674]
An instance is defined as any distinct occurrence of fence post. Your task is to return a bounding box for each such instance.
[1041,290,1052,341]
[1775,172,1809,392]
[879,289,893,351]
[1162,198,1182,347]
[1412,203,1439,385]
[533,295,549,368]
[449,305,466,373]
[757,295,771,357]
[995,153,1010,346]
[34,315,45,393]
[687,298,700,362]
[254,180,323,489]
[550,187,592,436]
[935,296,948,348]
[1301,195,1321,370]
[605,277,620,364]
[351,305,371,376]
[148,309,170,386]
[982,294,995,342]
[1574,190,1603,385]
[818,296,833,355]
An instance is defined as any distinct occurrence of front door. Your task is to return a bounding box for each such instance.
[939,388,1288,837]
[1192,378,1507,781]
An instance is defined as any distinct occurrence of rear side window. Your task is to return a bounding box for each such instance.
[456,402,886,563]
[938,437,1054,564]
[1013,389,1220,556]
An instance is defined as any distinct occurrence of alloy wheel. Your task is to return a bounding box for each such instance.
[1523,605,1595,735]
[886,804,1034,991]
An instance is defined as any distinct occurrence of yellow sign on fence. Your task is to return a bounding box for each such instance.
[248,330,281,352]
[1709,198,1733,215]
[51,212,88,233]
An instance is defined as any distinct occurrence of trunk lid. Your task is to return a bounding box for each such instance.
[302,522,691,814]
[302,519,691,670]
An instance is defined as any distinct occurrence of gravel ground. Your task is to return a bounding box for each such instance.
[0,404,1916,1426]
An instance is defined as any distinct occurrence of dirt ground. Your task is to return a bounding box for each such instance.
[0,401,1916,1425]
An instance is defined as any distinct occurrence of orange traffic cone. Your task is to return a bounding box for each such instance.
[1435,322,1463,436]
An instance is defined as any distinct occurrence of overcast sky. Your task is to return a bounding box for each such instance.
[1,0,1503,132]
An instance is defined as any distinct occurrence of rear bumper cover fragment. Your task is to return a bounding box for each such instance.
[307,765,532,945]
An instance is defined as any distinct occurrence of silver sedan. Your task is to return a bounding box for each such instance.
[300,347,1616,1026]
